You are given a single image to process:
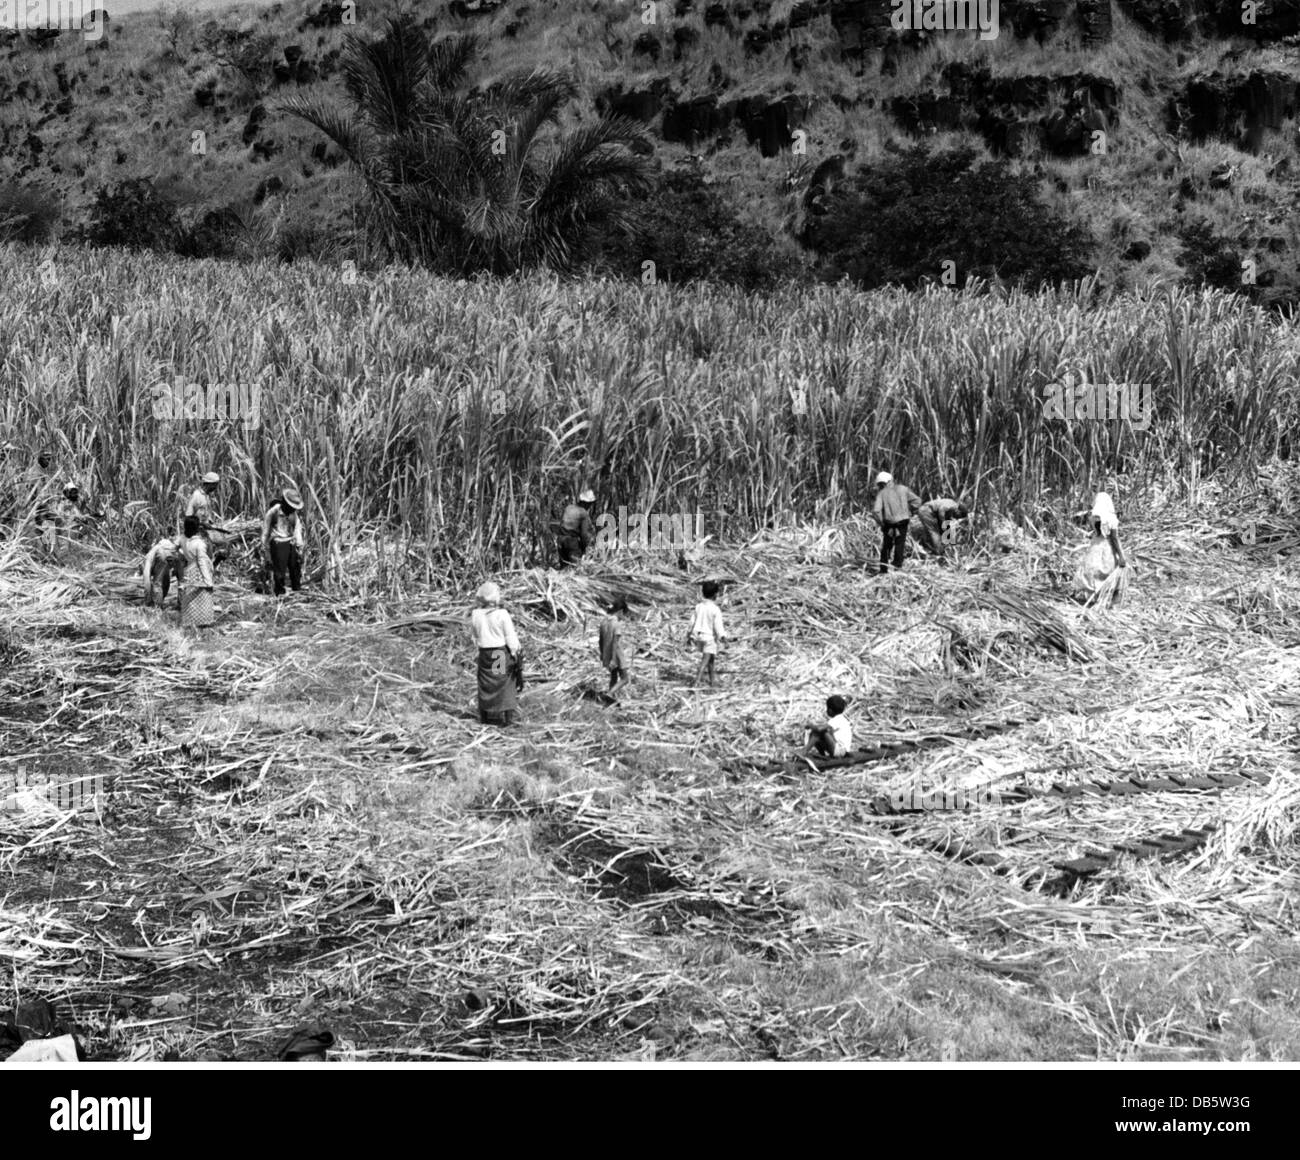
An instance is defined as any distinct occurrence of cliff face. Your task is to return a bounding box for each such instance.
[1,0,1298,294]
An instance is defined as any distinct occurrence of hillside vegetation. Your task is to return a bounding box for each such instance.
[1,1,1299,299]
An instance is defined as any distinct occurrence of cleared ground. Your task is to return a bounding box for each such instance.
[2,502,1299,1061]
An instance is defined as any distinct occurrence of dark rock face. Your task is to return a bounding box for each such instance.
[633,31,661,60]
[597,79,675,124]
[1177,70,1299,151]
[890,63,1119,156]
[662,95,733,148]
[242,105,267,146]
[732,93,812,157]
[254,175,285,202]
[1076,0,1113,44]
[299,2,348,29]
[829,0,905,55]
[1001,0,1072,42]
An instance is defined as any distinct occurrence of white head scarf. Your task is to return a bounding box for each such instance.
[1091,492,1118,536]
[476,582,502,606]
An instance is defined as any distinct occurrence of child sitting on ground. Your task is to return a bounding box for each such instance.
[805,695,853,757]
[687,580,726,689]
[597,597,632,700]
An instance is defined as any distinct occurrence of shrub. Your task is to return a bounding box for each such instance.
[589,167,804,290]
[807,145,1094,290]
[80,179,183,251]
[0,182,62,243]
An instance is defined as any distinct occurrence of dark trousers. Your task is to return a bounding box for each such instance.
[557,532,584,567]
[880,520,909,574]
[807,725,836,756]
[269,541,301,596]
[149,555,184,605]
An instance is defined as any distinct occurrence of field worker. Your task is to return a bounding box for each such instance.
[142,534,183,608]
[871,472,922,575]
[687,579,726,689]
[914,497,970,560]
[471,581,523,726]
[557,488,596,568]
[1073,491,1127,605]
[184,471,230,571]
[180,515,217,629]
[183,471,221,528]
[597,597,632,700]
[805,694,853,758]
[38,481,96,554]
[261,488,306,597]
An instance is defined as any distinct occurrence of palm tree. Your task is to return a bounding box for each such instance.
[280,15,652,274]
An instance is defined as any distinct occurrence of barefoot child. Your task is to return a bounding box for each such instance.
[597,598,632,699]
[687,580,726,688]
[806,695,853,757]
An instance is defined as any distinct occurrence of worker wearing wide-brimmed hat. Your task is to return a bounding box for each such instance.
[261,487,305,597]
[556,487,596,568]
[870,471,922,575]
[470,581,524,726]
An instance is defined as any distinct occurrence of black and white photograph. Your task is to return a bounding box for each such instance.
[0,0,1296,1123]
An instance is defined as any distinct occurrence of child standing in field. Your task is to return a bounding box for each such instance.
[597,598,632,700]
[687,580,726,689]
[805,695,853,758]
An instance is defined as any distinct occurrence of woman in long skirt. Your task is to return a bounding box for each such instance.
[471,582,522,725]
[180,516,217,629]
[1073,491,1128,605]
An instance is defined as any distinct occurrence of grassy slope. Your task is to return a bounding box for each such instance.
[1,0,1298,288]
[3,499,1299,1061]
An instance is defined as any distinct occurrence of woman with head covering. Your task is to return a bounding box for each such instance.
[471,581,523,726]
[261,488,306,596]
[180,515,217,628]
[556,488,596,567]
[1072,491,1128,605]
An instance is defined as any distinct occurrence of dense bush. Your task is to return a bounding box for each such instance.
[0,182,62,243]
[807,145,1094,290]
[588,167,804,290]
[80,179,184,251]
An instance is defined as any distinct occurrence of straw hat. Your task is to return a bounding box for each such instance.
[875,472,892,485]
[578,488,595,503]
[202,471,220,485]
[282,488,304,510]
[476,581,502,606]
